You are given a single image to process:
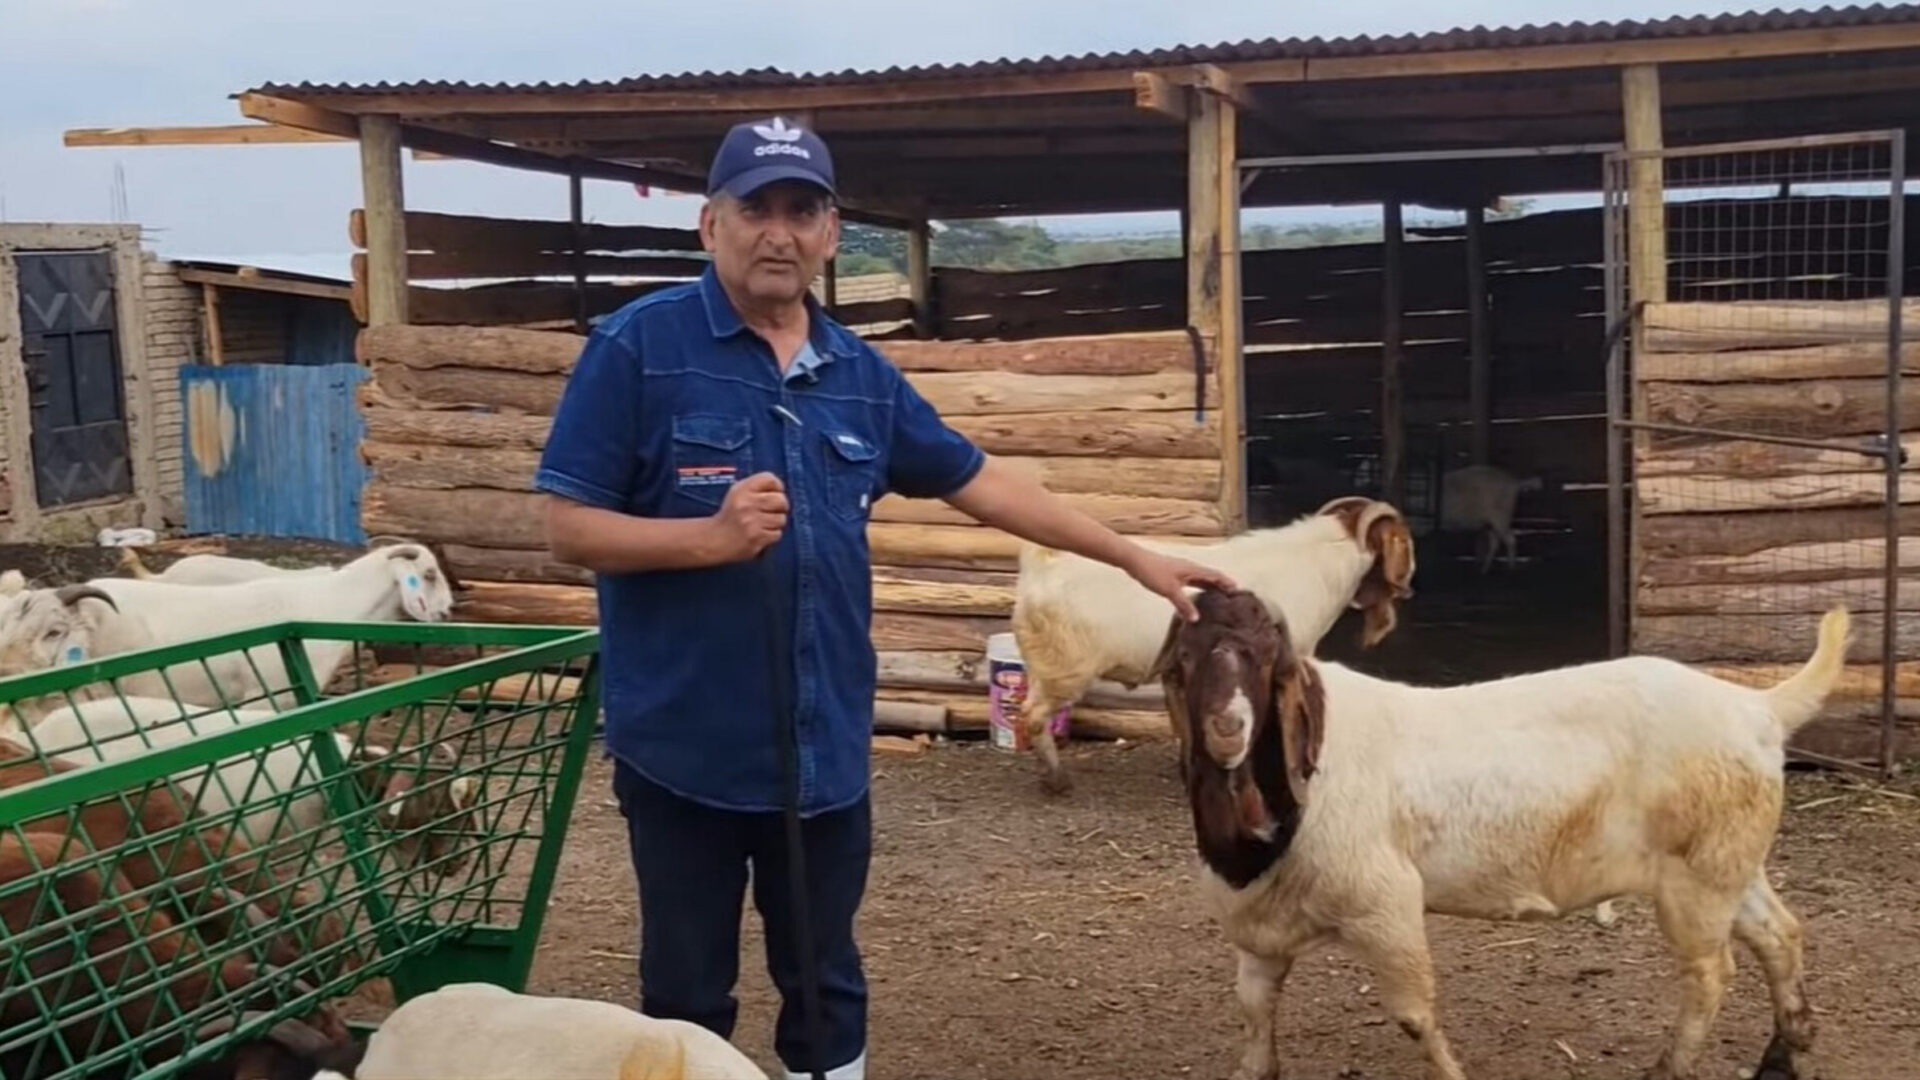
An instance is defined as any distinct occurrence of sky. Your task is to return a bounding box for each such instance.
[0,0,1736,277]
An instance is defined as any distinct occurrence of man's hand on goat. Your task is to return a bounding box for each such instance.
[1123,550,1238,622]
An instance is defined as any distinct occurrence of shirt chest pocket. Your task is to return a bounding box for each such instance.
[669,412,753,511]
[821,429,880,522]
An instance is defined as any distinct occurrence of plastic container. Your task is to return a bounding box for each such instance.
[985,631,1070,751]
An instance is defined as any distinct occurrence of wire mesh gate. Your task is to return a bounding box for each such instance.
[1604,130,1909,776]
[0,620,601,1079]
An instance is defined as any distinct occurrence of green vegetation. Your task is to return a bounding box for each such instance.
[834,201,1534,275]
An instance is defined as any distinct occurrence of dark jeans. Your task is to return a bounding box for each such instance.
[612,757,871,1076]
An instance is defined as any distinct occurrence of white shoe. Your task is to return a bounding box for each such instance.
[783,1047,865,1080]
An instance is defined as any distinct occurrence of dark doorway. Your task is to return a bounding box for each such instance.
[16,250,133,508]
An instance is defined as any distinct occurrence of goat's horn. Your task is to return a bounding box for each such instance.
[54,584,117,611]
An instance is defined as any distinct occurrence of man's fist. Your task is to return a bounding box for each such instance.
[714,472,789,561]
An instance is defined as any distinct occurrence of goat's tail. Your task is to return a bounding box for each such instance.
[1763,605,1852,736]
[117,546,155,579]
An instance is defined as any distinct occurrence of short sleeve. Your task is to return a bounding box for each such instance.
[532,326,643,510]
[884,363,986,500]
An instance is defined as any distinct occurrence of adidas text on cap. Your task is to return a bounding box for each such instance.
[707,116,837,200]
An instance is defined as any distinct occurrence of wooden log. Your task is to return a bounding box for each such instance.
[1635,340,1920,383]
[1634,611,1920,663]
[362,407,552,450]
[1638,506,1920,559]
[365,486,547,550]
[359,663,583,705]
[438,544,591,586]
[872,573,1014,617]
[372,363,561,414]
[876,688,1170,742]
[866,522,1206,571]
[1638,471,1920,515]
[358,323,581,374]
[1643,299,1920,352]
[1636,576,1920,616]
[873,701,948,735]
[877,331,1207,375]
[872,613,1007,652]
[1644,378,1920,438]
[1636,433,1920,478]
[353,208,703,255]
[362,442,1220,501]
[872,492,1223,535]
[945,409,1220,458]
[876,650,1161,709]
[455,581,595,625]
[403,280,674,328]
[871,734,930,755]
[906,370,1212,416]
[1642,537,1920,586]
[1700,662,1920,701]
[401,250,708,281]
[362,442,544,491]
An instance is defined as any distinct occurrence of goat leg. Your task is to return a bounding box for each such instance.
[1645,880,1743,1080]
[1336,887,1467,1080]
[1228,948,1295,1080]
[1732,876,1815,1080]
[1018,679,1075,797]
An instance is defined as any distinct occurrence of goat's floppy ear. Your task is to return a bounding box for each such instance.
[1347,503,1414,648]
[1147,613,1193,763]
[1144,612,1185,685]
[1267,640,1327,807]
[1314,495,1371,540]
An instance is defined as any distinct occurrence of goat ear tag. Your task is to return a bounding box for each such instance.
[405,574,420,590]
[62,645,85,664]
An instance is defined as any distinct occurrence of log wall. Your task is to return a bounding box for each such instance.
[1630,298,1919,764]
[355,323,1223,740]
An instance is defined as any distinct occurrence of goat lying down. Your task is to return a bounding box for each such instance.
[1010,496,1415,794]
[337,981,768,1079]
[1152,587,1847,1080]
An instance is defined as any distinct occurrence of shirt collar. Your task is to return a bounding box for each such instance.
[698,263,858,364]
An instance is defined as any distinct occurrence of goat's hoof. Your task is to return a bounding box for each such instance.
[1752,1032,1802,1080]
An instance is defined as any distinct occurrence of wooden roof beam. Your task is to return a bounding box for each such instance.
[65,123,348,146]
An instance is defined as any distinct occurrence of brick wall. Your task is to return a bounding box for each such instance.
[141,252,200,527]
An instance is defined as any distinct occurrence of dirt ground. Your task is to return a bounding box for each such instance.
[527,742,1920,1080]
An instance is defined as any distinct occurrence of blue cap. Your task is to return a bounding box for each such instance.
[706,116,836,200]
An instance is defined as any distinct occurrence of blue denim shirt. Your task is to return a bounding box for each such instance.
[533,266,985,816]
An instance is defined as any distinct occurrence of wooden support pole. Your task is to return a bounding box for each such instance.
[1465,203,1492,465]
[568,163,587,335]
[907,219,932,338]
[1621,62,1667,655]
[1380,199,1406,509]
[200,283,224,367]
[358,115,409,326]
[822,256,839,311]
[1187,86,1244,531]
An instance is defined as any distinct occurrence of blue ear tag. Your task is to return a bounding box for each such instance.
[406,574,420,590]
[63,646,84,664]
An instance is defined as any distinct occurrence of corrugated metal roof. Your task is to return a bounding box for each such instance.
[250,4,1920,98]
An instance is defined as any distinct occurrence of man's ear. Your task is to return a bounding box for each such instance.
[697,199,720,253]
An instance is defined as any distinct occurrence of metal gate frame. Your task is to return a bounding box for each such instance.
[1602,129,1907,777]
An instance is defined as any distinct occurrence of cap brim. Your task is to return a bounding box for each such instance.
[715,163,835,199]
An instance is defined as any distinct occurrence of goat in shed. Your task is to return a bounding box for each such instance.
[0,831,359,1080]
[1437,463,1543,574]
[1009,496,1414,794]
[1151,586,1845,1080]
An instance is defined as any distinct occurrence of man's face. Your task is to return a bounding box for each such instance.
[700,181,840,308]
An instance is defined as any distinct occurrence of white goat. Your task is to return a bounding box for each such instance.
[63,543,455,709]
[1153,588,1847,1080]
[345,981,769,1080]
[119,548,335,586]
[1009,496,1414,793]
[0,582,164,729]
[27,695,478,866]
[1438,463,1543,574]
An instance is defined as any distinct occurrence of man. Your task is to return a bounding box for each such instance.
[534,115,1235,1080]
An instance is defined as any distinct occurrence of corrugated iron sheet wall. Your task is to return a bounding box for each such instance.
[180,362,369,544]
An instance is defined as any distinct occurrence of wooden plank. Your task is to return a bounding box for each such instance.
[371,363,563,415]
[403,279,676,328]
[65,123,350,146]
[873,492,1222,535]
[1635,611,1920,664]
[876,330,1205,375]
[944,409,1221,458]
[1636,434,1920,478]
[201,284,224,368]
[237,91,359,139]
[872,572,1014,617]
[357,115,409,327]
[354,208,703,256]
[1000,455,1220,501]
[866,521,1206,571]
[1465,204,1491,464]
[1637,576,1920,616]
[876,688,1171,743]
[361,407,552,450]
[907,219,931,338]
[876,649,1161,709]
[1638,471,1920,515]
[1644,378,1920,438]
[1643,299,1920,351]
[401,249,709,280]
[454,581,596,625]
[1132,71,1188,121]
[361,442,544,490]
[366,486,548,550]
[1642,537,1920,586]
[872,612,1006,652]
[1639,506,1920,560]
[905,369,1212,416]
[1214,85,1245,532]
[436,544,591,586]
[1701,662,1920,701]
[1380,199,1406,509]
[173,266,353,302]
[357,323,582,374]
[1635,340,1920,382]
